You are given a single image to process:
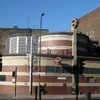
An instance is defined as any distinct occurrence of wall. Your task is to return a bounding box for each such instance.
[0,55,100,99]
[78,7,100,45]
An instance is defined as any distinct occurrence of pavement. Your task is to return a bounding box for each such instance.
[0,94,34,100]
[0,94,100,100]
[0,94,86,100]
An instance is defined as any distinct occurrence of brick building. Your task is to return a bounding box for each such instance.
[0,55,100,100]
[78,7,100,45]
[0,32,100,100]
[0,7,100,99]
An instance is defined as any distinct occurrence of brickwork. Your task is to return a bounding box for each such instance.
[2,65,30,72]
[38,33,72,56]
[78,7,100,44]
[39,40,72,47]
[0,55,100,99]
[79,86,99,93]
[40,49,72,56]
[0,85,29,94]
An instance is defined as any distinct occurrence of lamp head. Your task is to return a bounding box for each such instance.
[41,13,45,16]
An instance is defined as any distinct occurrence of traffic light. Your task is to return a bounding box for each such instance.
[40,84,48,95]
[70,18,79,32]
[12,71,16,77]
[77,58,85,74]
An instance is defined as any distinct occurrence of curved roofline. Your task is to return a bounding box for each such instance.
[47,32,73,35]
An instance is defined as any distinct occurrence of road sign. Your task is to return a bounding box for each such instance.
[24,83,28,86]
[13,86,15,89]
[55,57,62,64]
[12,79,15,83]
[57,77,67,80]
[34,72,45,75]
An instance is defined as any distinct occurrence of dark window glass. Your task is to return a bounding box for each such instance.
[83,68,100,74]
[83,69,90,74]
[46,67,55,73]
[63,69,69,73]
[92,69,100,74]
[0,75,6,81]
[56,67,61,73]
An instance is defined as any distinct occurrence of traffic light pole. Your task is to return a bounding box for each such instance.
[15,67,17,97]
[35,86,37,100]
[74,65,79,100]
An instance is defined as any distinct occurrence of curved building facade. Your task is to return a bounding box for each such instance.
[38,32,89,56]
[1,32,99,100]
[38,32,73,56]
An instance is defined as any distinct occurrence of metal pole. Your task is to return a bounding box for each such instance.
[38,13,45,100]
[29,36,33,95]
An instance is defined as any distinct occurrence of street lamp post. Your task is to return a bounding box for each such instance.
[38,13,45,100]
[29,32,33,95]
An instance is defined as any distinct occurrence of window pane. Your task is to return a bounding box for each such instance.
[92,69,100,74]
[63,69,69,73]
[83,68,100,74]
[0,75,6,81]
[56,67,61,73]
[46,67,55,73]
[83,69,90,74]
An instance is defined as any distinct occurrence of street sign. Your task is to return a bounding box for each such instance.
[13,86,15,89]
[55,57,62,65]
[12,79,15,83]
[34,72,45,75]
[24,83,28,86]
[57,77,67,80]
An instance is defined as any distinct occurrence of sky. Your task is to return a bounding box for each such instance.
[0,0,100,32]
